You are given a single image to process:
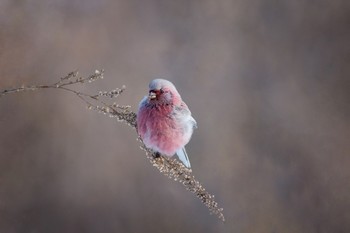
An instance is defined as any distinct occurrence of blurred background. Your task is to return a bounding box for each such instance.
[1,0,350,232]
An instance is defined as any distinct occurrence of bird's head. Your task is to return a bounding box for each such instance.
[148,79,181,105]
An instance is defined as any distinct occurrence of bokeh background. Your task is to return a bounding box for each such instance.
[1,0,350,232]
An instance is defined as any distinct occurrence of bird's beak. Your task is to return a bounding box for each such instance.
[149,91,157,100]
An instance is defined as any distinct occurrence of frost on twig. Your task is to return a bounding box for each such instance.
[0,70,225,222]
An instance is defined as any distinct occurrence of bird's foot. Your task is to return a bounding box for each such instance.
[153,152,161,158]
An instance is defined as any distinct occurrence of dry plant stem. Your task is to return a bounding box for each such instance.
[0,70,225,222]
[139,143,225,222]
[1,71,102,107]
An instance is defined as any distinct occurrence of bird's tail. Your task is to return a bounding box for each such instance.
[176,147,191,168]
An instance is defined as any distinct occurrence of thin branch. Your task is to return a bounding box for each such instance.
[0,70,225,222]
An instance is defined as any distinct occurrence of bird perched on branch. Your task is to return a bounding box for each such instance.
[137,79,197,168]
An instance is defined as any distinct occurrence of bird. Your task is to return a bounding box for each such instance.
[137,79,197,168]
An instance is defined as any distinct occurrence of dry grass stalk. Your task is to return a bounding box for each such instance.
[0,70,225,222]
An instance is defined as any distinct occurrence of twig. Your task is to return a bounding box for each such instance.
[0,70,225,221]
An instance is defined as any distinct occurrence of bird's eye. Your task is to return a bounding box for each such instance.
[160,89,164,94]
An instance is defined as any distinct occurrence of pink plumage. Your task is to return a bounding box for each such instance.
[137,79,197,168]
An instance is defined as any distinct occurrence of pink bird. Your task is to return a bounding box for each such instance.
[137,79,197,168]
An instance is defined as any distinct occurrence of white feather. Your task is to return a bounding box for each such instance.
[176,147,191,168]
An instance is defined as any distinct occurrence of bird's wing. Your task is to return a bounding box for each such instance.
[174,102,197,129]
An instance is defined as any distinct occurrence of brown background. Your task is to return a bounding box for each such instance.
[1,1,350,232]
